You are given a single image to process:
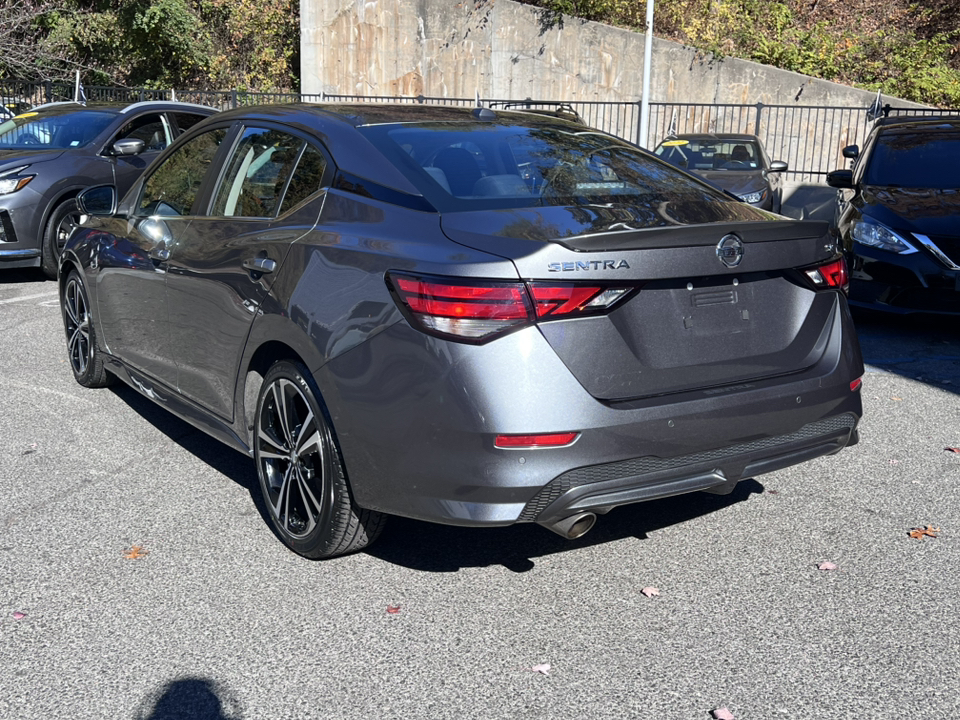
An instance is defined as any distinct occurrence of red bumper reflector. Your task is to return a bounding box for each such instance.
[850,377,862,392]
[495,432,579,448]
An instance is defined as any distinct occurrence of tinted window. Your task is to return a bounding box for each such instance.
[0,107,115,148]
[863,129,960,188]
[360,122,737,215]
[171,112,208,134]
[139,128,227,216]
[116,113,169,151]
[279,144,328,214]
[211,127,305,217]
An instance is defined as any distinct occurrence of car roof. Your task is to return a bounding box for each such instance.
[874,116,960,132]
[27,100,215,115]
[659,133,760,144]
[212,102,587,129]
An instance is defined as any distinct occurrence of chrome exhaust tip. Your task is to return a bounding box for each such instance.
[539,512,597,539]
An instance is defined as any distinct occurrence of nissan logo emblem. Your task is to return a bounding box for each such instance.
[716,234,744,268]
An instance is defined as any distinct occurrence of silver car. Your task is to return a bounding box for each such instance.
[59,104,863,558]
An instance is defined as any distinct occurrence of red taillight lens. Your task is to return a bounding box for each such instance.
[495,432,579,448]
[388,273,635,342]
[803,256,849,294]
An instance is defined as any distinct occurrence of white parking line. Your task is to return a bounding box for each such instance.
[0,291,58,305]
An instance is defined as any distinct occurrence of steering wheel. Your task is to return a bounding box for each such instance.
[722,160,747,169]
[19,133,41,146]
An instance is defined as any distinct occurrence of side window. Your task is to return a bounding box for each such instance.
[116,113,170,152]
[211,127,306,218]
[279,144,328,214]
[139,128,227,217]
[171,112,208,136]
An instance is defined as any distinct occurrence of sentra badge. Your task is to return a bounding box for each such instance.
[548,259,631,272]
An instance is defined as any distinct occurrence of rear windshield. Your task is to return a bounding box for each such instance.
[358,121,744,213]
[0,107,115,149]
[655,138,762,171]
[864,129,960,188]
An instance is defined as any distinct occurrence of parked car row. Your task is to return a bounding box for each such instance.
[53,102,863,558]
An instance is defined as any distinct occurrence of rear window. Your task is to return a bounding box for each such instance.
[864,129,960,188]
[358,121,739,213]
[0,107,115,149]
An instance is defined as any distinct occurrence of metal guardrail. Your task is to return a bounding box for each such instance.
[3,79,958,183]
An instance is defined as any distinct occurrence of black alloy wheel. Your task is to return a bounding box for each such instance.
[62,271,112,388]
[42,199,87,279]
[254,360,385,558]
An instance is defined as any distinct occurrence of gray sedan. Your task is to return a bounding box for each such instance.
[0,100,215,277]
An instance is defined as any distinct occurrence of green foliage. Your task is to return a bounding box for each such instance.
[526,0,960,108]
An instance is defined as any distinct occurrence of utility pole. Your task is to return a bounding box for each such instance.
[639,0,654,148]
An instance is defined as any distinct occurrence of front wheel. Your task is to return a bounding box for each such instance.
[42,198,87,280]
[61,271,112,388]
[254,360,386,558]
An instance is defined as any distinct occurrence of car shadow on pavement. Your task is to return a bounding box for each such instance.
[367,479,766,573]
[0,268,47,284]
[133,677,243,720]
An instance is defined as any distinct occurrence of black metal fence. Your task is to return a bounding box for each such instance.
[4,77,958,183]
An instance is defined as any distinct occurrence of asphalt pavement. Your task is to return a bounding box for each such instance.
[2,268,959,719]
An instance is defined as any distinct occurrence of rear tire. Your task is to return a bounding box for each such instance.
[254,360,386,558]
[41,198,86,280]
[61,270,113,388]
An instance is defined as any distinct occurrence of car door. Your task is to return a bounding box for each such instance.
[163,124,331,420]
[95,125,230,387]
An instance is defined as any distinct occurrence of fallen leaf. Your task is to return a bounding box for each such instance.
[12,611,26,620]
[766,490,780,495]
[641,586,660,598]
[386,605,401,614]
[889,459,899,465]
[527,663,551,675]
[891,396,902,401]
[22,443,38,456]
[908,525,940,540]
[712,708,735,720]
[817,561,837,571]
[123,545,149,559]
[945,448,960,454]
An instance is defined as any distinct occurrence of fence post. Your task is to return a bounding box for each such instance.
[43,81,53,104]
[754,102,764,135]
[231,90,238,109]
[635,100,643,147]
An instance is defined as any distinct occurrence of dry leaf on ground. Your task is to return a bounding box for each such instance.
[945,448,960,454]
[527,663,551,675]
[123,545,149,559]
[817,561,838,570]
[386,605,401,614]
[712,708,735,720]
[641,586,660,597]
[12,611,26,620]
[908,525,940,539]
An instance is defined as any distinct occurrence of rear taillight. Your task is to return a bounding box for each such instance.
[388,273,635,342]
[803,256,849,294]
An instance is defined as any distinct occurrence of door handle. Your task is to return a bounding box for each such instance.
[243,257,277,274]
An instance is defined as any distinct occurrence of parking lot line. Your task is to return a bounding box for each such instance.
[0,290,58,305]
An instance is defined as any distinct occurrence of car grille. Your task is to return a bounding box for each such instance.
[518,414,857,521]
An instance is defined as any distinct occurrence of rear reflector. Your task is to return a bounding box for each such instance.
[850,377,862,392]
[495,432,579,448]
[388,272,635,342]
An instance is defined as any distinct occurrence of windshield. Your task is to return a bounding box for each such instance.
[358,121,740,213]
[863,130,960,188]
[655,138,762,172]
[0,107,116,149]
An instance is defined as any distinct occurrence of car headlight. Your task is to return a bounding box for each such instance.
[738,190,765,204]
[0,165,34,195]
[852,219,917,254]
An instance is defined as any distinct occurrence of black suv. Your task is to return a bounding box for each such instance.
[827,116,960,314]
[0,100,216,278]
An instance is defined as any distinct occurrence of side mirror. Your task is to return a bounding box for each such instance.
[841,145,859,160]
[768,160,788,172]
[77,185,117,216]
[826,169,854,190]
[108,138,146,156]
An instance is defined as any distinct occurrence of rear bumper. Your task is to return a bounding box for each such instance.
[317,292,863,528]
